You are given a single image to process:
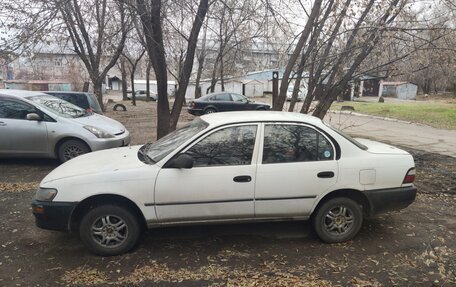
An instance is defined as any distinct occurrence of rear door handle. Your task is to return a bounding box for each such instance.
[233,175,252,183]
[317,171,334,178]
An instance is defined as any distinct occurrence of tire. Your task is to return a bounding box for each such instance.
[256,107,266,110]
[113,103,127,111]
[313,197,363,243]
[79,205,140,256]
[204,108,216,114]
[58,139,91,162]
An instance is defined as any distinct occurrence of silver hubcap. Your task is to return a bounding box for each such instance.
[324,206,354,236]
[206,109,215,114]
[63,146,84,160]
[91,215,128,248]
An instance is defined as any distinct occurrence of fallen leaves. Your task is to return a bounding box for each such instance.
[62,267,107,286]
[62,261,333,286]
[0,182,38,192]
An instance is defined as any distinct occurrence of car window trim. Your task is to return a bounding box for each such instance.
[163,122,261,168]
[161,120,341,168]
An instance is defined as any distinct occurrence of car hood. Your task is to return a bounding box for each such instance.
[41,145,145,184]
[72,113,126,134]
[355,138,410,155]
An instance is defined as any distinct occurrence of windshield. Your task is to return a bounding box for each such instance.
[26,95,87,118]
[142,118,209,163]
[327,124,368,150]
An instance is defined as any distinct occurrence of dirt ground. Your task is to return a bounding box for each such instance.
[0,100,455,286]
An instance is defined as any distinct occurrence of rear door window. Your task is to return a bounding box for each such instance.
[211,93,232,101]
[262,124,334,164]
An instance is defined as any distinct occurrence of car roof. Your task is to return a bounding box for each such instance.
[200,111,324,126]
[0,89,48,98]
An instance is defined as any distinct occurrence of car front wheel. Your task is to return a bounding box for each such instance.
[58,139,90,162]
[313,197,363,243]
[79,205,141,256]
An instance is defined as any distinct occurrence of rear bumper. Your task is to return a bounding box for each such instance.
[365,186,417,216]
[187,108,203,116]
[32,200,77,231]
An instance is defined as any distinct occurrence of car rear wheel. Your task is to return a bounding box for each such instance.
[204,108,216,114]
[58,139,90,162]
[79,205,140,256]
[313,197,363,243]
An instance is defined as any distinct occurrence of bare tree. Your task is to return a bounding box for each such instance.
[136,0,209,139]
[56,0,129,110]
[122,40,146,106]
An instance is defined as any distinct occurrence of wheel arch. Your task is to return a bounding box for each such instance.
[69,194,147,233]
[311,189,372,218]
[203,105,218,112]
[54,136,92,159]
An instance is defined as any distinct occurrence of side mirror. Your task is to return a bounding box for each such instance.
[26,113,41,121]
[170,153,194,169]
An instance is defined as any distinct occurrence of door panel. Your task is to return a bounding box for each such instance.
[0,98,49,155]
[254,123,338,217]
[255,161,337,216]
[155,165,255,221]
[155,124,259,222]
[0,119,48,155]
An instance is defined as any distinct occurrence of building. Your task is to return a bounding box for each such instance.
[5,80,72,91]
[133,79,176,96]
[380,82,417,100]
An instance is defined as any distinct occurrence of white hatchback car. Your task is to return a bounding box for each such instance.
[32,111,416,256]
[0,90,130,162]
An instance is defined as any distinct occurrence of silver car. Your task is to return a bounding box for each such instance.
[0,90,130,162]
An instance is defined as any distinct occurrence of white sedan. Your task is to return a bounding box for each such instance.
[32,111,417,256]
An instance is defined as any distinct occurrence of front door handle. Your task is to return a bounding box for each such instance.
[317,171,334,178]
[233,175,252,183]
[0,122,6,126]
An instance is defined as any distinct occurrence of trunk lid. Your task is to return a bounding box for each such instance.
[355,138,410,155]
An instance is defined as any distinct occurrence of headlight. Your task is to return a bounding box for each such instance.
[35,187,58,201]
[84,125,115,138]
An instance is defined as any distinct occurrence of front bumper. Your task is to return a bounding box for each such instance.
[32,200,78,231]
[89,130,131,151]
[365,186,417,216]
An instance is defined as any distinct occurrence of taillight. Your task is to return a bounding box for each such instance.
[403,168,416,184]
[86,108,93,113]
[190,101,195,108]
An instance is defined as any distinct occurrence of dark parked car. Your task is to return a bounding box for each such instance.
[188,92,270,115]
[44,91,103,114]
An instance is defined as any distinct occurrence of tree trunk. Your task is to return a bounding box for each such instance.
[195,20,208,99]
[130,69,136,106]
[146,61,151,101]
[120,58,128,101]
[220,59,225,92]
[93,79,104,111]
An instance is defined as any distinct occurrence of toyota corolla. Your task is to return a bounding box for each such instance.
[32,111,416,256]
